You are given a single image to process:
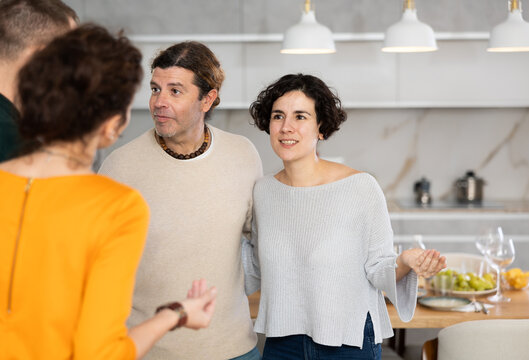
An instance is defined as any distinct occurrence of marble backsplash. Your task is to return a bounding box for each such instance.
[107,107,529,202]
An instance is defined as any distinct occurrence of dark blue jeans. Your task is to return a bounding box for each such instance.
[262,314,381,360]
[231,346,261,360]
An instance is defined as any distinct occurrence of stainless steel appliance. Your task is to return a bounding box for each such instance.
[455,170,485,204]
[414,177,432,205]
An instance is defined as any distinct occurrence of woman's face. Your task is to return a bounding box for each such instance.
[269,90,322,164]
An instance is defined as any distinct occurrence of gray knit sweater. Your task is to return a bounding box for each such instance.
[243,173,417,347]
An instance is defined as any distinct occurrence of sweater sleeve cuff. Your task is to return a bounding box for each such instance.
[386,267,418,323]
[241,237,261,295]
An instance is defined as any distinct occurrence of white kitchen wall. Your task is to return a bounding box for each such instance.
[65,0,513,34]
[67,0,529,200]
[74,0,529,201]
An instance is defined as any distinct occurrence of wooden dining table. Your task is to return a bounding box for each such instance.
[248,289,529,326]
[387,288,529,355]
[387,288,529,328]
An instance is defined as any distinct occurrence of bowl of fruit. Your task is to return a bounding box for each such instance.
[503,268,529,290]
[429,253,497,297]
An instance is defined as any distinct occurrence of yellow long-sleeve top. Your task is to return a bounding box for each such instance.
[0,170,149,360]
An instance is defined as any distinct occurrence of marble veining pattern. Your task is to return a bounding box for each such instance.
[384,111,428,196]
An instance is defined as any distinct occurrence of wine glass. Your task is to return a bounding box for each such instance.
[412,234,426,250]
[486,237,515,302]
[475,226,503,257]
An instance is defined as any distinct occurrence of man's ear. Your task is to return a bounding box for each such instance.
[201,89,218,113]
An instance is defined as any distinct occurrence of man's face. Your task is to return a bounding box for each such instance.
[149,66,207,139]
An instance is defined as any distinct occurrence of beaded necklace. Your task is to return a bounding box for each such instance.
[158,125,210,160]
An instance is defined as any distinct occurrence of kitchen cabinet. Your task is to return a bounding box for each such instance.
[130,34,529,110]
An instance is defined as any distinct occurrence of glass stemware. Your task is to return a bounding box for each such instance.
[412,234,426,250]
[475,226,503,257]
[486,237,515,302]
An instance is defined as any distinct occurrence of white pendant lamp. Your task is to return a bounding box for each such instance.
[488,0,529,52]
[281,0,335,54]
[382,0,437,53]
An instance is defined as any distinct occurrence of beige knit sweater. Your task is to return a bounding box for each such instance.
[99,126,263,360]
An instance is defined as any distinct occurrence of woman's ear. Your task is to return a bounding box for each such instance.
[97,114,123,148]
[318,133,324,140]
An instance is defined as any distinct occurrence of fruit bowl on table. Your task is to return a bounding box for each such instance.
[428,253,497,297]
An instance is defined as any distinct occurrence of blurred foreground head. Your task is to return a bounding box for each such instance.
[16,24,143,153]
[0,0,78,61]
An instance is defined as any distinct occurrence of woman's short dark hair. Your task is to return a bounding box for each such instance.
[151,41,225,120]
[16,24,143,152]
[249,74,346,140]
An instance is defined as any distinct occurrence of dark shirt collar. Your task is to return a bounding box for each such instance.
[0,92,19,120]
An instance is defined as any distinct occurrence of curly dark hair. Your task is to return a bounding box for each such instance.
[249,74,347,139]
[151,41,225,120]
[16,24,143,153]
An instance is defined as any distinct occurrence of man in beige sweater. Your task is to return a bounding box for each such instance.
[99,42,262,359]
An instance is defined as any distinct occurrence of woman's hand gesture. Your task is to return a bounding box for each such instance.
[397,248,447,280]
[182,279,217,330]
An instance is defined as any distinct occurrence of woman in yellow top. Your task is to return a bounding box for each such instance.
[0,25,217,359]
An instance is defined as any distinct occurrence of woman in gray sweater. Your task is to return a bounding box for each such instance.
[243,74,446,360]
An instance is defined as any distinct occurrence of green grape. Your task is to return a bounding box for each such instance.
[482,279,494,290]
[482,273,496,288]
[433,268,497,292]
[469,278,486,291]
[483,273,494,282]
[458,280,469,289]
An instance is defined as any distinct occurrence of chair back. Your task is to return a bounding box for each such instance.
[437,319,529,360]
[421,338,438,360]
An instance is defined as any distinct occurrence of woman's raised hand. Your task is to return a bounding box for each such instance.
[398,248,447,279]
